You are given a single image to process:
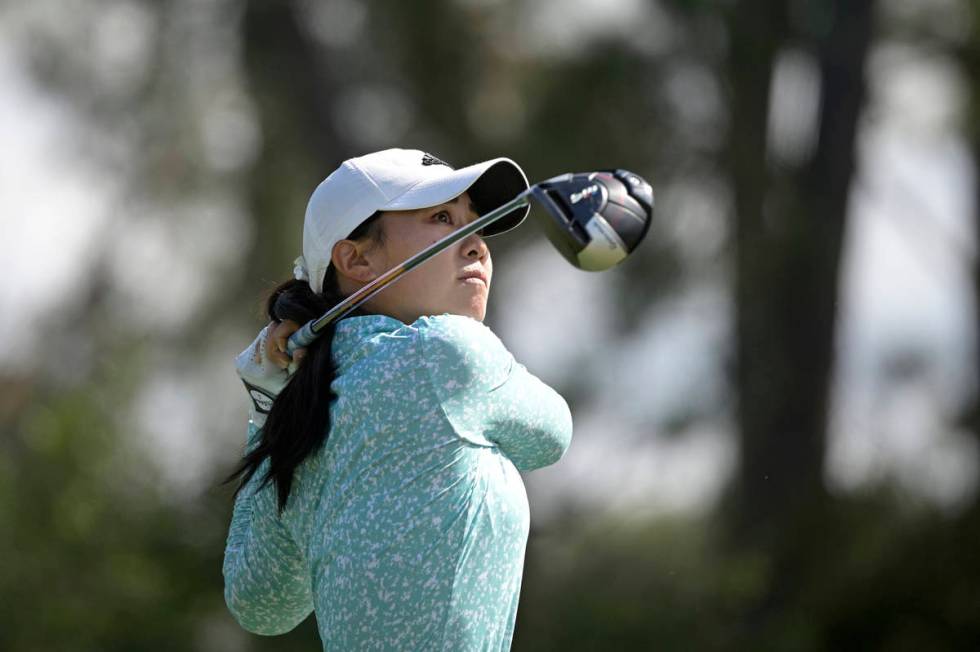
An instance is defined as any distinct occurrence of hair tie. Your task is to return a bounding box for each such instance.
[293,255,310,283]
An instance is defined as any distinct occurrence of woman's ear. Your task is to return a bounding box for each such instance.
[331,240,380,283]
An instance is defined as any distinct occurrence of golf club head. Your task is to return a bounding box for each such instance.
[529,169,653,271]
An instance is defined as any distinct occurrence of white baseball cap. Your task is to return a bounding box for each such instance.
[294,148,530,294]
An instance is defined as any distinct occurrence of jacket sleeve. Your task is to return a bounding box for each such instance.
[417,314,573,471]
[222,418,314,635]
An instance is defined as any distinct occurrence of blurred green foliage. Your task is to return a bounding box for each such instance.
[517,492,980,651]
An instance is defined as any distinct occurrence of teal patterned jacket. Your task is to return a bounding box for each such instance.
[223,313,573,651]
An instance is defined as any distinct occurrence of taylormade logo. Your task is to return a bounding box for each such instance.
[570,184,600,204]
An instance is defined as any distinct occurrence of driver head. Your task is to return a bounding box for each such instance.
[530,169,653,271]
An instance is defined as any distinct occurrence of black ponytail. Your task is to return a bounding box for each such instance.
[223,211,385,513]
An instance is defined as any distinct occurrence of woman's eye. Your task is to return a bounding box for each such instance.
[434,212,452,225]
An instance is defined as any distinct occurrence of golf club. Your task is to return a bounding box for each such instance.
[284,168,654,363]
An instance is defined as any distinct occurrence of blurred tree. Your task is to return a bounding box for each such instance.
[958,0,980,517]
[726,0,874,538]
[238,0,357,298]
[722,0,875,644]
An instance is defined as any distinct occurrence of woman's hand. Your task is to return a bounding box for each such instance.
[235,320,308,419]
[265,319,308,370]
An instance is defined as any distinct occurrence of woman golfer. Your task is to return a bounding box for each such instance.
[222,148,573,650]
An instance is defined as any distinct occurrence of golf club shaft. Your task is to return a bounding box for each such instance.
[286,190,532,356]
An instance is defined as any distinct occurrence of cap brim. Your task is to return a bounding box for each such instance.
[380,157,530,237]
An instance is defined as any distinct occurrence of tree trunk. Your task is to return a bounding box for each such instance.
[957,1,980,519]
[238,0,356,300]
[724,1,875,643]
[725,0,875,633]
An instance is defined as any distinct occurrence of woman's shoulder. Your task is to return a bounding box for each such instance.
[412,313,513,391]
[412,313,508,355]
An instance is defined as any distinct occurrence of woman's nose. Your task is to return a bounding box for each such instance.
[463,232,489,260]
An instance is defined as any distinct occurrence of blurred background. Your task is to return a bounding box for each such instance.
[2,0,979,649]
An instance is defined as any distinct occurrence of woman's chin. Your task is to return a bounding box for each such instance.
[458,300,487,322]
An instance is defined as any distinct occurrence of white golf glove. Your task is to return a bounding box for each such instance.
[234,323,292,427]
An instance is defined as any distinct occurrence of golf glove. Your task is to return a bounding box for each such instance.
[235,324,292,427]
